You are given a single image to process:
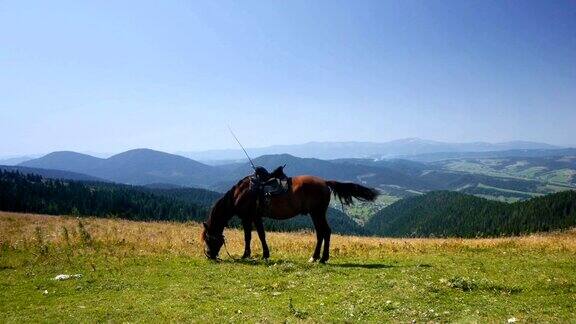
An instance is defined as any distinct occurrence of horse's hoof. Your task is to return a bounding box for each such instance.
[319,258,328,264]
[308,257,318,263]
[241,254,251,259]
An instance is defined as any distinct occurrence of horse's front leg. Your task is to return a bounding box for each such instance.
[254,216,270,259]
[241,217,252,259]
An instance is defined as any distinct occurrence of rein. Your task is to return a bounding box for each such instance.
[204,231,239,261]
[222,237,239,261]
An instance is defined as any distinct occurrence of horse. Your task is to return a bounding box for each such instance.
[201,171,378,263]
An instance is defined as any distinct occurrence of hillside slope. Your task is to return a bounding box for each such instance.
[0,170,366,236]
[0,165,106,182]
[367,190,576,237]
[0,170,208,222]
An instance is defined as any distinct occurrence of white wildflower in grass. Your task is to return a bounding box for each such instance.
[53,274,82,281]
[508,317,517,323]
[54,274,71,281]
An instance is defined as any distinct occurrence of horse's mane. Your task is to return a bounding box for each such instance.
[201,177,250,242]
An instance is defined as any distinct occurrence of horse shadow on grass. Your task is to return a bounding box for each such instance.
[330,262,395,269]
[333,262,433,269]
[216,257,422,270]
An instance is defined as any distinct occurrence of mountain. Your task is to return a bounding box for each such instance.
[21,151,104,171]
[94,149,219,186]
[180,138,561,161]
[366,190,576,238]
[20,149,221,188]
[211,153,425,193]
[20,149,575,201]
[229,154,559,201]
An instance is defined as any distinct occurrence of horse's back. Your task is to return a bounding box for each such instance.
[290,175,331,210]
[291,175,326,187]
[290,175,327,192]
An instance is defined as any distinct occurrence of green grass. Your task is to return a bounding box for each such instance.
[330,194,400,224]
[1,212,576,322]
[541,169,576,184]
[444,159,576,188]
[476,183,542,197]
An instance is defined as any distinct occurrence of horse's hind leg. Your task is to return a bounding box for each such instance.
[241,217,252,259]
[309,216,324,262]
[254,217,270,259]
[320,217,332,264]
[311,208,331,264]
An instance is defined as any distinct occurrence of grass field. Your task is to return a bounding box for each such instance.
[330,194,400,224]
[1,212,575,322]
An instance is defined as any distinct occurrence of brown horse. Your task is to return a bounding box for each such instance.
[201,174,378,263]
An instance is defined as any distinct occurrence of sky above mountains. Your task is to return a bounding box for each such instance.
[1,1,575,156]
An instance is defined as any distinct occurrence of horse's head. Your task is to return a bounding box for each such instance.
[201,185,240,259]
[201,222,224,259]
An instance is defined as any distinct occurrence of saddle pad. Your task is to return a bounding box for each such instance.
[263,178,291,196]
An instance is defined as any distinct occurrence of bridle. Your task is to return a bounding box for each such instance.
[203,230,224,259]
[203,230,238,261]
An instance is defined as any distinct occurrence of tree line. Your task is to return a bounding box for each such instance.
[0,170,366,235]
[3,170,574,238]
[366,190,576,238]
[0,170,208,222]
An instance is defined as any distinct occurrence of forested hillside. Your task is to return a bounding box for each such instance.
[3,170,575,238]
[367,190,576,238]
[0,170,208,222]
[0,165,106,182]
[0,171,365,235]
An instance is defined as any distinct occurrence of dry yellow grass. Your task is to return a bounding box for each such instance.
[2,211,575,259]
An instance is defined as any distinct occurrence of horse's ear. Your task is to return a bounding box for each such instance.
[282,164,286,170]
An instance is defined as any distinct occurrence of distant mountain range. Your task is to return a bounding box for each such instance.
[3,138,565,166]
[14,147,576,203]
[179,138,562,161]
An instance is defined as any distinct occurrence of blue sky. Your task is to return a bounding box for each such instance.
[1,0,575,156]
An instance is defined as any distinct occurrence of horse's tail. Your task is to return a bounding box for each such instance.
[325,180,379,206]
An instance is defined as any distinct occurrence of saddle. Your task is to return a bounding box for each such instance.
[261,177,291,196]
[249,166,291,217]
[249,165,291,197]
